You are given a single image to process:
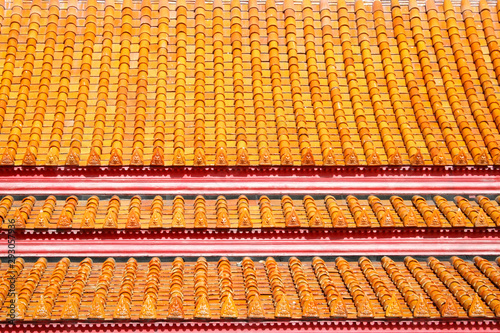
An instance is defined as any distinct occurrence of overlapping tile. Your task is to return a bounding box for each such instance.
[1,255,498,322]
[1,194,500,230]
[0,0,497,166]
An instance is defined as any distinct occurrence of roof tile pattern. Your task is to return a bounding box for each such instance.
[2,194,500,230]
[1,0,500,166]
[1,255,500,321]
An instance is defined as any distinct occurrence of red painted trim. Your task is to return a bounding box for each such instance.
[8,228,499,257]
[2,319,499,332]
[0,166,498,194]
[12,237,500,257]
[11,227,499,237]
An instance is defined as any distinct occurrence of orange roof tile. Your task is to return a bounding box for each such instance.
[0,1,498,166]
[1,255,500,321]
[2,193,500,229]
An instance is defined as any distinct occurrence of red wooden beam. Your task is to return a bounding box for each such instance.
[8,227,499,257]
[1,319,499,332]
[11,237,500,257]
[0,166,499,194]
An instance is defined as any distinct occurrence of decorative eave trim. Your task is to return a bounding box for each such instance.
[2,319,500,333]
[11,236,500,257]
[0,166,499,195]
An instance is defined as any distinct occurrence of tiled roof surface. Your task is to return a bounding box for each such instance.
[1,0,500,166]
[0,1,498,331]
[1,255,499,321]
[1,194,499,229]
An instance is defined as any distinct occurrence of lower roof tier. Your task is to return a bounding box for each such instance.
[2,193,500,230]
[1,255,500,323]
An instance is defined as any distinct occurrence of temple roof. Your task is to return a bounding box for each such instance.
[0,0,499,166]
[0,1,499,331]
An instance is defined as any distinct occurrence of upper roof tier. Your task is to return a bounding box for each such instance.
[1,0,500,167]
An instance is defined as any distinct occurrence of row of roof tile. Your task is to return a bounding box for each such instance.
[1,255,499,321]
[1,194,499,229]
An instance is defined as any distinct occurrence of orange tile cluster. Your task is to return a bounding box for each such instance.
[241,257,265,318]
[167,257,184,319]
[359,256,403,317]
[303,195,325,228]
[404,256,459,317]
[381,257,430,317]
[346,195,371,227]
[312,257,347,317]
[192,0,205,166]
[113,258,138,319]
[12,196,35,228]
[0,258,24,309]
[452,256,500,317]
[456,195,489,226]
[32,257,70,320]
[264,257,292,318]
[139,257,161,319]
[150,0,169,165]
[428,256,487,317]
[3,194,500,230]
[390,196,418,227]
[107,0,132,166]
[215,196,230,229]
[172,0,187,166]
[281,195,301,228]
[475,256,500,289]
[171,196,185,228]
[81,196,99,228]
[412,196,443,227]
[60,258,93,319]
[2,255,500,321]
[88,258,115,319]
[87,0,113,166]
[125,196,142,229]
[434,195,467,227]
[258,196,276,228]
[193,257,210,318]
[338,0,380,165]
[237,196,252,228]
[13,258,47,320]
[103,196,121,229]
[66,0,97,165]
[334,257,374,317]
[368,195,396,227]
[283,0,317,166]
[57,196,78,228]
[2,0,500,166]
[213,0,229,166]
[289,257,320,318]
[193,196,208,228]
[1,0,41,166]
[355,1,402,165]
[324,195,348,227]
[217,257,238,318]
[34,195,56,228]
[148,196,163,228]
